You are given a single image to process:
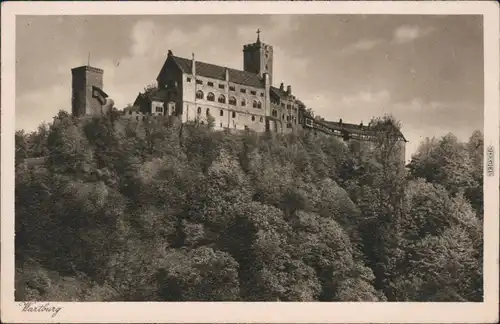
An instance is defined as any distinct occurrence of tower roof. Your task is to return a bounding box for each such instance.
[71,65,103,74]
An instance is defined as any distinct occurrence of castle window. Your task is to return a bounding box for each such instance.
[220,122,223,128]
[241,99,246,107]
[208,81,214,87]
[272,109,277,117]
[282,114,285,120]
[229,96,237,106]
[207,92,215,101]
[197,107,201,114]
[260,92,264,97]
[187,77,192,82]
[220,109,224,116]
[281,103,285,107]
[260,116,263,122]
[218,94,226,104]
[129,111,132,115]
[219,84,225,90]
[250,90,257,95]
[251,115,255,121]
[257,101,262,109]
[229,85,235,91]
[196,90,204,99]
[196,79,203,85]
[265,64,268,70]
[253,101,258,108]
[232,111,236,118]
[206,108,210,116]
[240,88,246,94]
[155,106,163,113]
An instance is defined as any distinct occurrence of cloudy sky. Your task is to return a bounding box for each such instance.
[16,14,483,161]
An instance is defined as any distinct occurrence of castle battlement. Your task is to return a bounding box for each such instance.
[71,65,104,74]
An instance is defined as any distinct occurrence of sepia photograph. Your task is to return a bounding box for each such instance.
[2,1,499,323]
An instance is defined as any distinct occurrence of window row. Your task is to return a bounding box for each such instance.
[197,107,264,122]
[188,78,264,97]
[271,110,298,122]
[280,102,297,109]
[196,91,262,108]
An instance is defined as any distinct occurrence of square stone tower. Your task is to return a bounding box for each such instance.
[71,65,104,117]
[243,30,274,86]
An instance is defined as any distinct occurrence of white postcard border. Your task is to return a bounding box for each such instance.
[2,1,499,323]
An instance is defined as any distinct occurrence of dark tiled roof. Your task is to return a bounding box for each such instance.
[171,56,264,89]
[148,88,168,101]
[137,88,168,102]
[270,86,292,99]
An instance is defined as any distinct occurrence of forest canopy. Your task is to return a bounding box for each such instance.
[15,110,483,302]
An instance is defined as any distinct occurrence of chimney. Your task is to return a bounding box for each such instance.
[280,82,284,91]
[225,67,229,81]
[360,121,363,128]
[286,85,292,95]
[168,50,173,57]
[339,118,343,125]
[191,53,196,76]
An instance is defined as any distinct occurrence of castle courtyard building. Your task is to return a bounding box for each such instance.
[134,33,303,133]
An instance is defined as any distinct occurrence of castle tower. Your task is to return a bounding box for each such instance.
[71,65,105,117]
[243,29,274,85]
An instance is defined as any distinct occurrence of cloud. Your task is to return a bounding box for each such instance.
[393,25,434,43]
[340,39,384,54]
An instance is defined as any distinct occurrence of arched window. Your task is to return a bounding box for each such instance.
[196,90,204,99]
[220,109,224,116]
[218,94,226,104]
[253,100,258,108]
[207,92,215,101]
[241,100,246,107]
[251,115,255,121]
[206,108,210,116]
[229,96,236,106]
[257,101,262,109]
[260,116,263,122]
[197,107,201,114]
[272,109,277,117]
[232,111,236,118]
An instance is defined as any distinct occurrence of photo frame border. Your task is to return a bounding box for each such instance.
[2,1,498,323]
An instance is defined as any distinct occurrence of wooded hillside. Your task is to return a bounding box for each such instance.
[15,110,483,302]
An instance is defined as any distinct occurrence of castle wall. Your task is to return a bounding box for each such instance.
[181,72,266,131]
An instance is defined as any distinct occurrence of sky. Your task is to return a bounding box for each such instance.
[16,14,484,161]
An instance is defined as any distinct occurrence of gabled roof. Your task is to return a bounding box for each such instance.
[148,88,168,102]
[166,55,264,89]
[136,87,168,103]
[270,86,292,99]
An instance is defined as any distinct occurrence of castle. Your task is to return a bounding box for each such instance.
[70,31,407,163]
